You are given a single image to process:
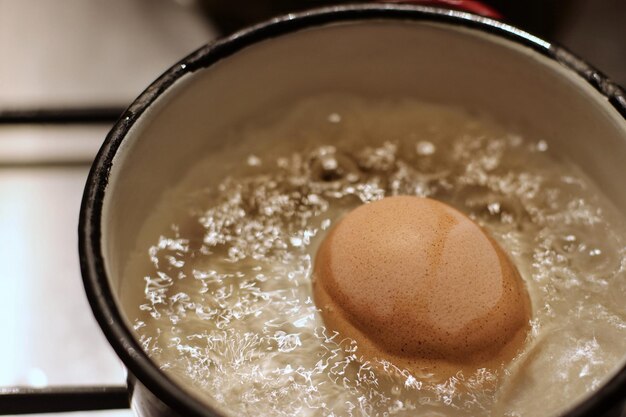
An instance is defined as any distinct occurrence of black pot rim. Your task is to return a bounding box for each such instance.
[79,4,626,417]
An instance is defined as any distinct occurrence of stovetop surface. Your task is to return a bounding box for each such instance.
[0,1,216,415]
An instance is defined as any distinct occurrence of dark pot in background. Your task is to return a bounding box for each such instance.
[197,0,626,87]
[80,4,626,417]
[197,0,579,36]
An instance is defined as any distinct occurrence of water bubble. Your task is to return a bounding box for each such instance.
[416,140,436,156]
[247,155,262,167]
[328,113,342,123]
[536,140,548,152]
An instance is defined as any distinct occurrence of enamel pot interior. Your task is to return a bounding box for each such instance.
[81,6,626,417]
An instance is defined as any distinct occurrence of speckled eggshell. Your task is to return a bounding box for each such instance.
[313,195,530,377]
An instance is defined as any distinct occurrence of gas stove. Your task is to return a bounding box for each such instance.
[0,1,215,415]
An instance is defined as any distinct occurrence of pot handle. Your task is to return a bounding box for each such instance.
[380,0,503,20]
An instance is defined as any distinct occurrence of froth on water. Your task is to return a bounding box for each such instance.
[127,96,626,417]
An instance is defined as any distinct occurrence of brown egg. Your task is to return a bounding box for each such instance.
[313,195,531,378]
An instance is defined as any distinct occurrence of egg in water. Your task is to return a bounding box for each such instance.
[314,195,531,378]
[124,95,626,417]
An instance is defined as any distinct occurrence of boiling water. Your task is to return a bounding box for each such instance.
[126,96,626,417]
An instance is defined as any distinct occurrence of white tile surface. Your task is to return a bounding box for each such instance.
[0,166,132,417]
[0,126,109,165]
[0,167,120,387]
[0,0,216,108]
